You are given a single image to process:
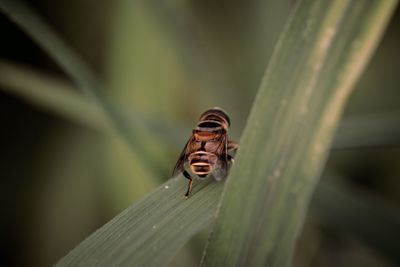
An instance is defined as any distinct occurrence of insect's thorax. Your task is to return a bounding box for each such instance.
[191,134,224,153]
[193,125,225,141]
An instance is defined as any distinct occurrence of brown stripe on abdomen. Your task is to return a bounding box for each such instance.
[190,152,210,164]
[190,157,209,165]
[191,164,211,175]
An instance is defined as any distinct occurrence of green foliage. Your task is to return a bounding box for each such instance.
[201,1,397,266]
[0,0,164,176]
[0,60,107,130]
[55,177,223,267]
[0,0,398,267]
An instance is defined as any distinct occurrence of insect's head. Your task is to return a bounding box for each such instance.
[199,107,230,127]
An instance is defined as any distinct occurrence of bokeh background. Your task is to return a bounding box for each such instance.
[0,0,399,267]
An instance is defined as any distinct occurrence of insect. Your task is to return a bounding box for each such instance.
[172,107,238,198]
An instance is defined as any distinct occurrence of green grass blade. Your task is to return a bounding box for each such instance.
[0,0,161,175]
[0,60,188,148]
[2,0,395,266]
[201,1,397,267]
[53,170,399,266]
[0,60,108,130]
[0,0,104,102]
[55,177,224,267]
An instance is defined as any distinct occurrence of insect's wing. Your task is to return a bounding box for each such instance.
[212,157,229,181]
[212,134,230,181]
[172,136,193,177]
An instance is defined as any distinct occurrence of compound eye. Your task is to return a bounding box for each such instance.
[198,121,221,128]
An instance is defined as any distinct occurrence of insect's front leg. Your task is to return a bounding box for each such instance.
[226,154,234,166]
[227,140,239,154]
[183,170,193,198]
[227,141,239,168]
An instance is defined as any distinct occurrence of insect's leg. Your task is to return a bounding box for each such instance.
[183,170,193,198]
[227,140,239,154]
[226,141,238,171]
[227,154,235,167]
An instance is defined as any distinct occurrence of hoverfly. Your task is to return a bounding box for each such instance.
[172,107,238,198]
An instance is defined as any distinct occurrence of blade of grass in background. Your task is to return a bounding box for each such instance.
[52,0,397,266]
[0,60,108,130]
[0,0,163,176]
[201,1,397,267]
[0,60,189,147]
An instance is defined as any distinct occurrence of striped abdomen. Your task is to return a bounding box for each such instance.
[189,151,218,178]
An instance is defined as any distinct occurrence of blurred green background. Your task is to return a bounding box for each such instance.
[0,0,399,266]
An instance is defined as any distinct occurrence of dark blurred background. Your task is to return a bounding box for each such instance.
[0,1,399,266]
